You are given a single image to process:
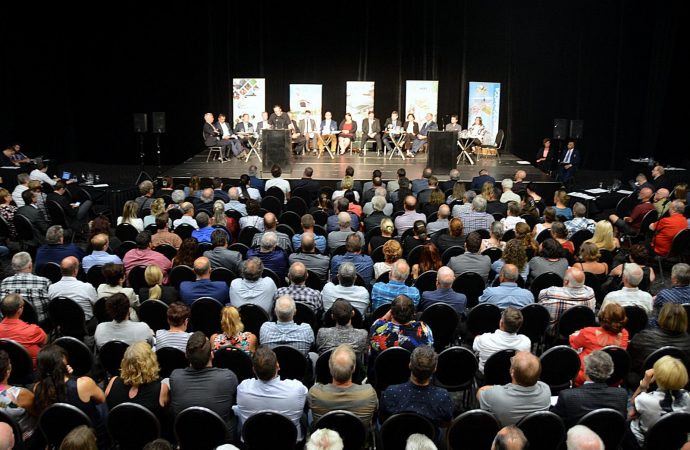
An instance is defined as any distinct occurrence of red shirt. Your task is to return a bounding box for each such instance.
[652,213,688,256]
[629,202,655,233]
[0,318,47,367]
[570,326,628,386]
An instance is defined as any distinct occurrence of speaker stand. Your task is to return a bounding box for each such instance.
[155,134,162,175]
[135,133,152,185]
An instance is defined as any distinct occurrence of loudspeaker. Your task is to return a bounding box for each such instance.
[428,131,457,174]
[133,113,148,133]
[152,112,166,134]
[569,120,584,140]
[553,118,568,140]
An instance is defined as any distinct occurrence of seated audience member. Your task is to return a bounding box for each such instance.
[533,206,557,238]
[480,264,535,309]
[193,188,215,215]
[229,257,277,315]
[327,198,360,233]
[118,199,144,232]
[224,187,247,216]
[105,342,169,421]
[234,346,308,442]
[172,240,199,269]
[551,350,627,427]
[412,168,433,195]
[34,225,85,270]
[170,332,239,438]
[309,343,377,427]
[451,190,476,218]
[94,293,154,349]
[327,212,364,251]
[259,295,315,357]
[251,212,292,251]
[374,239,403,281]
[155,302,192,352]
[564,202,596,238]
[179,256,229,305]
[499,179,521,204]
[150,212,182,250]
[371,260,421,310]
[448,231,492,281]
[0,294,47,366]
[473,307,531,373]
[538,267,596,334]
[48,256,98,327]
[321,263,370,315]
[576,241,608,278]
[135,180,156,211]
[403,221,431,258]
[203,229,242,274]
[653,262,690,312]
[289,233,330,282]
[528,238,569,282]
[173,202,198,229]
[491,426,528,450]
[46,180,92,232]
[608,187,654,235]
[306,428,343,449]
[417,266,467,315]
[16,189,49,246]
[406,433,439,450]
[123,231,172,280]
[491,239,530,282]
[143,198,167,228]
[653,187,671,218]
[0,349,36,443]
[370,295,433,361]
[330,233,374,286]
[82,233,122,272]
[292,214,327,254]
[606,243,655,292]
[427,204,451,235]
[97,262,140,317]
[433,217,466,254]
[500,202,525,231]
[191,211,226,244]
[550,221,575,255]
[569,303,628,386]
[368,217,395,254]
[0,252,51,323]
[239,199,264,231]
[600,263,653,313]
[477,351,551,426]
[629,356,690,447]
[246,232,289,280]
[584,220,620,252]
[553,190,573,220]
[316,300,368,356]
[362,190,393,227]
[211,306,257,355]
[566,425,604,450]
[139,265,179,304]
[480,221,506,252]
[650,200,687,256]
[380,346,453,428]
[394,195,427,237]
[11,173,30,206]
[484,183,507,217]
[274,262,324,316]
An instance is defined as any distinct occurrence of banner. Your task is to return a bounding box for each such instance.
[289,84,322,123]
[468,81,501,144]
[346,81,375,127]
[405,80,439,122]
[232,78,265,127]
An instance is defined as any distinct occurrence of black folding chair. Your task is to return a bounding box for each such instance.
[156,347,189,378]
[228,242,249,259]
[238,304,270,337]
[210,267,237,286]
[18,299,38,325]
[530,272,563,299]
[115,223,139,242]
[108,402,161,450]
[373,347,411,393]
[213,345,254,382]
[260,196,282,217]
[139,299,169,332]
[155,244,178,260]
[623,306,648,339]
[36,262,62,283]
[452,271,486,308]
[577,408,627,450]
[0,409,23,450]
[242,411,296,450]
[380,412,436,450]
[174,223,195,240]
[127,265,148,292]
[644,411,690,450]
[435,346,477,408]
[39,403,93,448]
[168,264,196,290]
[371,245,385,263]
[99,340,129,377]
[441,245,465,265]
[482,247,503,263]
[516,411,566,450]
[466,303,501,337]
[312,410,367,450]
[48,296,88,340]
[279,210,302,233]
[520,303,550,354]
[601,345,631,386]
[570,229,593,254]
[483,349,516,386]
[446,409,501,450]
[190,297,223,337]
[413,270,438,297]
[539,345,580,394]
[273,345,308,382]
[555,305,596,340]
[86,264,106,288]
[0,339,33,385]
[420,303,460,352]
[174,406,228,450]
[238,226,260,248]
[54,336,94,377]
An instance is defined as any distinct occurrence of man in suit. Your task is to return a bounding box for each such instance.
[410,113,438,155]
[202,112,228,160]
[651,165,672,191]
[359,110,382,156]
[412,167,433,196]
[233,113,255,153]
[551,350,627,427]
[558,140,580,184]
[318,111,338,157]
[441,169,461,192]
[255,111,270,132]
[248,165,265,194]
[470,169,496,191]
[46,180,92,232]
[16,189,49,245]
[382,111,403,154]
[215,114,244,159]
[287,111,306,155]
[299,110,318,154]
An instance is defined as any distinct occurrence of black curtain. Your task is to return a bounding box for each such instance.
[1,1,685,169]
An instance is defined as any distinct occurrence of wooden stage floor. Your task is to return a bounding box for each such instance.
[166,148,553,183]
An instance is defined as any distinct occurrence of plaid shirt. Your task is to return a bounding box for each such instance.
[458,210,494,235]
[564,217,596,238]
[538,285,595,334]
[259,321,314,356]
[316,324,368,356]
[0,273,51,322]
[274,284,324,316]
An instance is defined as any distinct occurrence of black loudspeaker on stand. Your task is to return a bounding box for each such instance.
[133,113,152,186]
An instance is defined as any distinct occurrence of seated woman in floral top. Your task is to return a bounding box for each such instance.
[210,306,257,356]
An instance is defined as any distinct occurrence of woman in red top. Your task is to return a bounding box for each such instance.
[338,113,357,155]
[570,303,629,386]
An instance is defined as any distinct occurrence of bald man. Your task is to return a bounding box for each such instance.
[418,266,467,315]
[82,233,122,272]
[652,188,670,218]
[537,267,595,334]
[48,256,99,327]
[427,204,451,235]
[179,256,229,305]
[608,187,655,235]
[478,351,551,425]
[251,212,293,251]
[492,426,528,450]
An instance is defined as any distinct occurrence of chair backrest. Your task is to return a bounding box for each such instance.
[294,302,318,333]
[642,345,688,371]
[623,306,648,339]
[434,346,478,391]
[210,267,237,285]
[273,345,308,381]
[174,406,228,450]
[413,270,438,297]
[304,270,325,291]
[108,402,161,449]
[570,229,593,254]
[262,267,285,288]
[322,306,364,329]
[279,210,303,233]
[238,226,260,247]
[138,299,169,332]
[260,195,283,217]
[13,213,38,243]
[484,349,516,386]
[577,408,627,450]
[99,340,129,377]
[446,409,501,450]
[452,271,486,308]
[144,223,158,234]
[380,412,436,450]
[530,272,563,298]
[494,129,505,148]
[539,345,581,393]
[238,304,271,337]
[420,303,460,352]
[168,264,196,290]
[190,297,223,337]
[174,223,195,240]
[156,346,188,378]
[46,200,68,227]
[373,347,411,392]
[643,411,690,449]
[555,305,596,338]
[331,245,348,257]
[406,244,424,267]
[117,240,137,259]
[481,247,503,263]
[600,345,631,386]
[669,228,690,257]
[516,411,565,450]
[583,272,604,305]
[441,245,465,265]
[19,298,38,325]
[242,411,296,449]
[370,244,385,263]
[228,242,250,259]
[0,339,33,385]
[519,303,550,344]
[86,264,107,288]
[48,296,87,339]
[115,222,139,242]
[39,402,93,447]
[536,229,551,244]
[466,303,502,337]
[265,187,285,204]
[213,346,254,382]
[127,264,148,292]
[54,336,94,377]
[312,410,367,450]
[0,409,23,449]
[36,262,62,283]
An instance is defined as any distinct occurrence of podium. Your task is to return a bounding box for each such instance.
[261,129,292,173]
[428,131,457,173]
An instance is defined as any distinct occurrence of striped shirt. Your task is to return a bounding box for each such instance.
[654,286,690,309]
[0,273,51,322]
[458,211,494,235]
[537,285,596,333]
[274,284,324,316]
[155,330,192,352]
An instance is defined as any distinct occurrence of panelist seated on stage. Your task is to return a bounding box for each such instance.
[338,113,357,155]
[468,116,486,140]
[233,113,255,151]
[215,114,244,159]
[203,113,229,159]
[268,104,291,130]
[445,114,462,132]
[359,110,382,155]
[317,111,338,155]
[410,113,438,156]
[382,111,403,153]
[255,111,270,133]
[299,110,318,154]
[287,112,306,155]
[558,140,581,184]
[402,113,420,156]
[535,137,556,173]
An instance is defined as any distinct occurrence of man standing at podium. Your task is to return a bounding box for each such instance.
[268,104,291,129]
[360,111,382,157]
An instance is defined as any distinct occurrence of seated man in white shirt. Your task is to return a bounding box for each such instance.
[500,202,526,231]
[29,162,59,187]
[473,307,531,373]
[264,164,291,203]
[172,202,199,229]
[47,256,99,331]
[600,263,653,314]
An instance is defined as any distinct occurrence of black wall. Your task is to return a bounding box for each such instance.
[1,1,685,169]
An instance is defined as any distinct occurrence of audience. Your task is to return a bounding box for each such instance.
[0,251,51,323]
[34,225,85,270]
[564,202,596,238]
[247,231,289,279]
[251,212,292,251]
[653,263,690,313]
[259,295,315,357]
[528,238,569,281]
[229,257,277,315]
[538,267,596,334]
[0,293,47,366]
[473,307,531,373]
[321,262,370,315]
[491,426,528,450]
[316,299,368,356]
[418,266,467,315]
[97,263,140,315]
[179,256,229,305]
[370,295,433,361]
[274,262,324,315]
[94,293,154,348]
[0,349,35,443]
[566,425,604,450]
[150,212,182,249]
[82,233,122,272]
[123,231,172,280]
[289,232,330,282]
[155,302,192,351]
[203,229,242,274]
[394,195,426,237]
[293,214,327,253]
[371,259,420,309]
[140,264,179,304]
[600,263,653,313]
[329,233,373,285]
[448,231,492,281]
[48,256,99,328]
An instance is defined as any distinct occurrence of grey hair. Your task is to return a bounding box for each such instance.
[391,259,410,281]
[583,350,614,383]
[306,428,344,450]
[565,270,585,288]
[572,202,587,218]
[328,344,356,383]
[464,190,477,203]
[671,199,686,215]
[405,433,438,450]
[171,189,185,203]
[501,178,513,189]
[46,225,64,244]
[437,266,454,288]
[500,264,519,282]
[337,262,357,287]
[242,256,264,281]
[260,231,278,251]
[274,295,296,322]
[248,165,259,176]
[372,196,386,212]
[228,187,240,200]
[200,188,214,203]
[472,195,487,212]
[672,263,690,286]
[17,173,30,184]
[11,252,32,272]
[490,221,505,239]
[566,425,604,450]
[623,263,643,287]
[374,187,387,197]
[337,211,351,228]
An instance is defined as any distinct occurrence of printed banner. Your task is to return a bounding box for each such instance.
[289,84,322,123]
[468,81,501,144]
[346,81,375,127]
[232,78,265,127]
[404,80,439,123]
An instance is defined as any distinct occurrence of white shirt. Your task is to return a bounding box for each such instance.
[219,122,231,138]
[48,277,98,320]
[12,184,28,207]
[600,287,653,314]
[29,169,56,186]
[406,122,415,133]
[473,329,531,372]
[117,217,144,232]
[322,120,333,134]
[238,186,261,201]
[501,215,526,231]
[321,283,370,315]
[500,191,522,204]
[173,215,199,230]
[265,178,291,203]
[563,149,573,164]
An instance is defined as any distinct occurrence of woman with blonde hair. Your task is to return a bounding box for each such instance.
[576,241,608,277]
[139,265,179,304]
[105,342,169,420]
[213,199,237,240]
[211,306,257,355]
[584,220,620,252]
[332,176,359,202]
[368,217,394,254]
[514,222,539,259]
[447,181,466,206]
[374,239,403,280]
[143,198,167,227]
[554,190,573,220]
[117,200,143,232]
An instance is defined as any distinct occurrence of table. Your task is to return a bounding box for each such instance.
[242,133,262,163]
[385,131,407,160]
[73,184,140,213]
[623,159,689,186]
[317,132,339,159]
[567,188,629,218]
[457,131,476,165]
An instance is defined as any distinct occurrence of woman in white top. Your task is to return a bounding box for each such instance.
[480,221,506,252]
[117,200,144,232]
[331,176,360,203]
[97,263,140,320]
[533,206,557,238]
[143,198,168,228]
[239,200,265,231]
[468,116,486,138]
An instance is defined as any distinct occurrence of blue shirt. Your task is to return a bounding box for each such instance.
[491,259,529,282]
[35,244,85,271]
[326,213,360,233]
[654,286,690,309]
[479,282,534,309]
[380,381,454,427]
[292,233,327,254]
[330,253,374,286]
[246,248,289,279]
[82,251,123,273]
[179,279,230,305]
[371,280,421,310]
[419,288,467,316]
[555,207,573,220]
[192,226,230,243]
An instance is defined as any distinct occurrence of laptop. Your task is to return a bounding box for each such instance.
[61,171,72,180]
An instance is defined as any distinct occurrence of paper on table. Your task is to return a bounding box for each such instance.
[617,190,633,195]
[1,166,20,169]
[569,192,595,199]
[91,184,109,188]
[585,188,608,194]
[516,161,531,165]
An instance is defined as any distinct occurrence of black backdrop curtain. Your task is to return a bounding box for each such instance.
[1,1,686,170]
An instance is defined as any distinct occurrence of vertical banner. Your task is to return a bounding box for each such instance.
[232,78,265,126]
[467,81,501,144]
[346,81,375,126]
[289,84,322,123]
[405,80,439,122]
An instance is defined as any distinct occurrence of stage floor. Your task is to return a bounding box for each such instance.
[166,148,553,183]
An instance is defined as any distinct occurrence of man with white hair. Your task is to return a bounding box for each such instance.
[229,257,277,315]
[306,428,344,450]
[458,195,494,235]
[224,187,247,216]
[500,179,521,203]
[426,204,450,235]
[193,188,215,215]
[363,187,393,218]
[259,295,314,356]
[363,193,393,232]
[0,252,51,323]
[251,212,292,251]
[652,187,670,218]
[371,259,421,309]
[246,231,289,279]
[328,212,365,251]
[418,266,467,315]
[173,202,198,229]
[440,168,461,192]
[406,433,438,450]
[653,262,690,310]
[564,202,596,238]
[600,263,653,313]
[452,190,477,218]
[321,262,370,315]
[566,425,604,450]
[538,267,595,333]
[501,202,526,231]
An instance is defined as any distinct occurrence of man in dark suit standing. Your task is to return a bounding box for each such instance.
[551,350,627,427]
[470,169,496,191]
[298,110,318,154]
[359,111,382,156]
[16,189,49,245]
[558,140,581,185]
